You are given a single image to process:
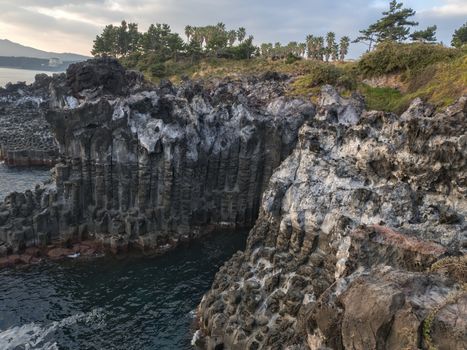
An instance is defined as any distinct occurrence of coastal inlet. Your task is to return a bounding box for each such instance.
[0,230,247,350]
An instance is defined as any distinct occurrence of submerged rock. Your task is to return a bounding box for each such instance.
[197,91,466,349]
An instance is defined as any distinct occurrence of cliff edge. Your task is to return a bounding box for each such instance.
[196,87,466,349]
[0,58,313,257]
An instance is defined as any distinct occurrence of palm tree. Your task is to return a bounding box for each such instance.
[316,36,325,61]
[237,27,246,43]
[228,30,237,46]
[339,36,350,61]
[325,32,336,62]
[216,22,226,31]
[306,34,314,59]
[184,25,193,43]
[299,42,306,57]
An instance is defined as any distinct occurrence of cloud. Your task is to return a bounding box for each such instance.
[0,0,464,57]
[420,0,467,16]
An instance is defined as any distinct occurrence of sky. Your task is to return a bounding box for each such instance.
[0,0,465,58]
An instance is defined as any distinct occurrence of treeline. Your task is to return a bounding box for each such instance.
[91,20,352,63]
[92,21,256,60]
[90,0,467,79]
[260,34,350,62]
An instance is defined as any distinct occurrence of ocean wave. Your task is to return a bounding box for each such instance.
[0,308,104,350]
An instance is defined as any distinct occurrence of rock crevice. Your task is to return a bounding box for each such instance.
[197,86,466,350]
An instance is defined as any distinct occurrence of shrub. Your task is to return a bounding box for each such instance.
[150,62,166,78]
[357,42,462,77]
[285,53,301,64]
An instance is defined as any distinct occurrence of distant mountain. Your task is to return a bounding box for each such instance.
[0,39,90,62]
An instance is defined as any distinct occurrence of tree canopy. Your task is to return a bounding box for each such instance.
[260,33,350,62]
[354,1,419,51]
[451,22,467,48]
[410,25,437,43]
[92,21,256,61]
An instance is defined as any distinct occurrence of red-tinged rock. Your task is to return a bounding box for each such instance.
[7,254,21,264]
[74,243,97,256]
[369,224,446,256]
[349,225,447,272]
[0,257,9,269]
[30,257,42,265]
[19,254,32,264]
[24,247,42,257]
[47,248,73,259]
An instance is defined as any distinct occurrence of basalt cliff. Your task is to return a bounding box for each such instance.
[197,88,467,349]
[0,59,465,349]
[0,58,313,257]
[0,75,58,166]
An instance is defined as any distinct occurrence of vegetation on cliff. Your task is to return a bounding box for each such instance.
[89,1,466,113]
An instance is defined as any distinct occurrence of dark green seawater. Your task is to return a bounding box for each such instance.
[0,163,52,201]
[0,231,247,350]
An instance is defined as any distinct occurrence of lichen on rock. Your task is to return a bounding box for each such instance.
[196,87,466,350]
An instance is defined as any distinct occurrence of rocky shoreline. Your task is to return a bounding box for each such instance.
[0,58,313,258]
[0,58,465,349]
[196,89,466,349]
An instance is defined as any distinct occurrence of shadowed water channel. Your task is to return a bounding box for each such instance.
[0,231,247,349]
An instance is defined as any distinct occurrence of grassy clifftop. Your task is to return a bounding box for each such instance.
[121,42,467,113]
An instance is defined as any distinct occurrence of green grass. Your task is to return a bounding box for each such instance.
[357,41,463,78]
[358,85,405,112]
[120,43,467,114]
[358,53,467,113]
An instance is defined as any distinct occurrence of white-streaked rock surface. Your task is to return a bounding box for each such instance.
[197,89,466,350]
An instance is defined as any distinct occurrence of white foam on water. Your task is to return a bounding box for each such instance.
[0,308,104,350]
[191,329,202,346]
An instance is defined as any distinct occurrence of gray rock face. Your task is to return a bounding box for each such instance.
[197,89,466,349]
[0,59,465,349]
[0,58,314,254]
[0,76,59,166]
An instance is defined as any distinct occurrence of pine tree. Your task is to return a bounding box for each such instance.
[92,24,118,57]
[410,25,437,43]
[354,1,418,50]
[451,22,467,48]
[376,1,418,42]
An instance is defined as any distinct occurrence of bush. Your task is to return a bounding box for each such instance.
[150,62,166,77]
[285,53,301,64]
[357,42,462,77]
[289,61,358,97]
[306,62,342,86]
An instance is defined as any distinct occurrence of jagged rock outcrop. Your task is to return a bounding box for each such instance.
[197,87,467,349]
[0,58,314,256]
[0,74,59,166]
[0,59,465,349]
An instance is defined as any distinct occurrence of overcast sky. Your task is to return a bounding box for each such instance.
[0,0,465,58]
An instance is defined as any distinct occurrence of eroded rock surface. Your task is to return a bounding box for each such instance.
[0,58,314,256]
[197,88,467,349]
[0,59,465,349]
[0,74,59,166]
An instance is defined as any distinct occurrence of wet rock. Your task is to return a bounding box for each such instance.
[47,247,73,259]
